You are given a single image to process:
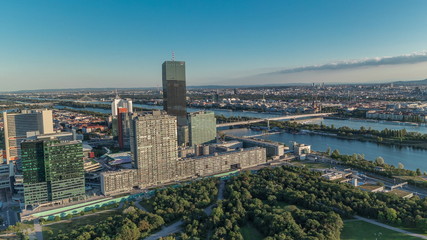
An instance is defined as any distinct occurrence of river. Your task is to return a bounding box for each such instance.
[53,103,427,171]
[223,128,427,172]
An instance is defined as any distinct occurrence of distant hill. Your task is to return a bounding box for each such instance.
[392,78,427,86]
[2,78,427,93]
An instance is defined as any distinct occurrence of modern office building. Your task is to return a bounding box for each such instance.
[162,61,187,126]
[21,139,85,207]
[188,111,216,146]
[3,109,54,164]
[162,60,188,146]
[111,96,133,139]
[111,95,133,117]
[130,111,178,187]
[117,108,133,150]
[0,163,13,190]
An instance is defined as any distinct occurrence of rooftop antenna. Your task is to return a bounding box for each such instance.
[172,51,175,61]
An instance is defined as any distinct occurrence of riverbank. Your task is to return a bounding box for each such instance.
[223,128,427,172]
[303,130,427,150]
[263,119,427,150]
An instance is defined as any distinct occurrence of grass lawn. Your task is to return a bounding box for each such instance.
[240,222,264,240]
[341,220,423,240]
[42,209,121,239]
[0,222,34,235]
[395,175,427,183]
[291,161,332,169]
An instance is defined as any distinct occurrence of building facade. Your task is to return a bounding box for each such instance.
[117,108,133,150]
[3,109,54,163]
[111,97,133,117]
[21,140,85,207]
[162,61,187,126]
[188,111,216,146]
[162,61,188,146]
[130,111,178,187]
[100,169,137,195]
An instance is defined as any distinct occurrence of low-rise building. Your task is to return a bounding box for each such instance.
[225,135,285,157]
[100,169,138,195]
[358,184,384,193]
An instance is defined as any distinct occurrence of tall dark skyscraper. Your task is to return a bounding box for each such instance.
[162,61,187,127]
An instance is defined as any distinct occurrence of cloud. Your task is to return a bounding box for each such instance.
[265,51,427,75]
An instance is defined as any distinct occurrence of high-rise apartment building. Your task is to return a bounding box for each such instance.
[3,110,54,164]
[188,111,217,146]
[130,111,178,187]
[21,139,85,207]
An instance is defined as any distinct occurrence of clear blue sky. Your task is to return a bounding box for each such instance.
[1,0,427,90]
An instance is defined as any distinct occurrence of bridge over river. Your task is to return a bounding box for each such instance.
[216,112,335,127]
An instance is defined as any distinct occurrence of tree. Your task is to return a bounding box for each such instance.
[398,162,405,169]
[375,156,385,165]
[326,147,331,156]
[331,149,340,159]
[416,168,421,176]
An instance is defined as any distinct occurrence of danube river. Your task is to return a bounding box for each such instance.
[54,102,427,171]
[223,128,427,172]
[58,102,427,134]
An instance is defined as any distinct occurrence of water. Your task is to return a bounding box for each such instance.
[52,102,427,171]
[306,118,427,134]
[55,102,427,134]
[223,128,427,172]
[55,105,111,114]
[56,102,282,119]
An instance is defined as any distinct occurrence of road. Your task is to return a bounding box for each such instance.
[355,216,427,239]
[144,220,184,240]
[134,201,148,212]
[144,180,226,239]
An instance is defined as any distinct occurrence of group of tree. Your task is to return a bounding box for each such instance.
[201,166,427,239]
[45,167,427,239]
[329,150,427,188]
[273,120,427,143]
[50,178,219,240]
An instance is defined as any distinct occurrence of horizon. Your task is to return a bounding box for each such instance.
[1,0,427,91]
[2,77,427,93]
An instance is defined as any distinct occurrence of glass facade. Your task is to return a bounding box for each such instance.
[188,111,217,146]
[22,140,85,206]
[162,61,187,127]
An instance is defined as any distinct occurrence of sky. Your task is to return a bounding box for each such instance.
[1,0,427,91]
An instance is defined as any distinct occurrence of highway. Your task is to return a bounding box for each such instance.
[216,113,335,127]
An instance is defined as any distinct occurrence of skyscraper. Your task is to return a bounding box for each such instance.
[130,111,178,186]
[21,139,85,207]
[162,61,187,127]
[111,95,133,117]
[188,111,217,146]
[117,108,133,150]
[3,109,54,164]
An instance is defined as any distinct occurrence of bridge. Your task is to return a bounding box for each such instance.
[216,113,335,127]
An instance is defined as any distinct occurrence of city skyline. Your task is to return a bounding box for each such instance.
[1,1,427,91]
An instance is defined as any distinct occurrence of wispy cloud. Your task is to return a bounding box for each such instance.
[265,51,427,75]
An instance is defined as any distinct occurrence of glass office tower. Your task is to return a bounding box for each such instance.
[22,139,85,207]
